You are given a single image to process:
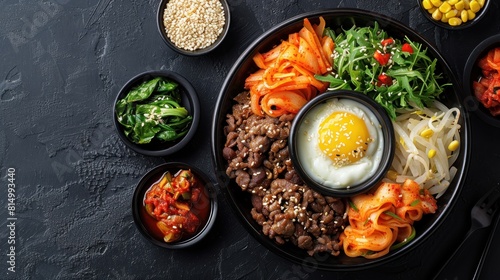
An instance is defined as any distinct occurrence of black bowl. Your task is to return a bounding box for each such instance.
[113,70,200,156]
[157,0,231,56]
[289,90,395,198]
[417,0,490,30]
[464,34,500,127]
[211,9,470,270]
[132,162,218,249]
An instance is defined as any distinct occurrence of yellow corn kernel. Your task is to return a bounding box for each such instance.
[428,7,437,13]
[463,0,470,9]
[448,140,460,151]
[431,0,443,7]
[448,0,459,4]
[477,0,485,7]
[386,170,398,181]
[470,0,481,12]
[468,9,476,20]
[455,1,465,10]
[428,149,436,159]
[446,9,459,18]
[439,2,452,12]
[448,17,462,26]
[441,15,449,23]
[420,128,434,138]
[432,9,443,20]
[422,0,434,9]
[461,10,469,22]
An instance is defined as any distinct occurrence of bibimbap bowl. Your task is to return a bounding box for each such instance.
[211,9,470,270]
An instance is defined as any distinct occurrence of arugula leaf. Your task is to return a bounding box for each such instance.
[316,23,450,119]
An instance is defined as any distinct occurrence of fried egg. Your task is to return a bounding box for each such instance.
[296,98,384,189]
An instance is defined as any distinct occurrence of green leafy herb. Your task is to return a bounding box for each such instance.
[115,77,192,144]
[315,22,450,119]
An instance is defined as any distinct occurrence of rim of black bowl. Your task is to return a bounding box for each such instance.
[132,162,218,249]
[113,70,200,156]
[288,90,395,198]
[211,8,470,271]
[417,0,491,30]
[156,0,231,56]
[464,33,500,127]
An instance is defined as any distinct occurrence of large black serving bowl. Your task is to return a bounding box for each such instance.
[211,9,470,271]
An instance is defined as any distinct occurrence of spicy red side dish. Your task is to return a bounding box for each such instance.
[142,169,210,243]
[473,47,500,116]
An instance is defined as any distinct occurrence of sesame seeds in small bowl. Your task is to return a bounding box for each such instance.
[157,0,231,56]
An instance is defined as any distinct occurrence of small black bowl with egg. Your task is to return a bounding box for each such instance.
[157,0,231,56]
[288,90,395,197]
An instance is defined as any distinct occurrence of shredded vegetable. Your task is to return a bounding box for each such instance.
[244,17,334,117]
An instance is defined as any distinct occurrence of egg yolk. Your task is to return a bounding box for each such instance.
[318,111,371,167]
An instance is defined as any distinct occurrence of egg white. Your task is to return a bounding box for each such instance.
[296,98,384,189]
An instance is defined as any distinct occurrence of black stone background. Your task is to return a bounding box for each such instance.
[1,0,499,279]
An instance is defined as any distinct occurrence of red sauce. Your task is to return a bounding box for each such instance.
[473,47,500,116]
[140,169,211,243]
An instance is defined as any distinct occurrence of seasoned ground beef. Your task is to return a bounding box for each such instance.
[223,92,348,256]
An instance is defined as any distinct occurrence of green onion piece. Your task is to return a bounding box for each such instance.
[390,226,416,250]
[349,200,359,212]
[384,210,402,221]
[410,199,421,207]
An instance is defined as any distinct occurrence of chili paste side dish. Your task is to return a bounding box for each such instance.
[141,169,211,243]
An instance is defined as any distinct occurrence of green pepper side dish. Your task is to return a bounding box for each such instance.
[115,77,193,144]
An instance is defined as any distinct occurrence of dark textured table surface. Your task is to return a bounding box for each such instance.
[1,0,500,279]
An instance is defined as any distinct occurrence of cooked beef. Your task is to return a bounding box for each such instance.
[223,92,348,257]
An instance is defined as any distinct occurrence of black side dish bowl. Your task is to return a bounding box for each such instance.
[113,70,200,157]
[463,33,500,127]
[157,0,231,56]
[132,162,218,249]
[417,0,490,30]
[288,90,395,198]
[211,9,470,271]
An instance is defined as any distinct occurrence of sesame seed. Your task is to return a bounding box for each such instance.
[163,0,226,51]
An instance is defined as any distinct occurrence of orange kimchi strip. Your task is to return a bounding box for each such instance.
[340,179,437,259]
[244,16,334,117]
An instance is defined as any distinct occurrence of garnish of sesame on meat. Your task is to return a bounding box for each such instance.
[223,92,349,256]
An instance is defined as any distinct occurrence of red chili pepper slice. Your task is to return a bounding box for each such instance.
[374,50,391,66]
[402,43,414,54]
[381,38,395,46]
[377,73,393,86]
